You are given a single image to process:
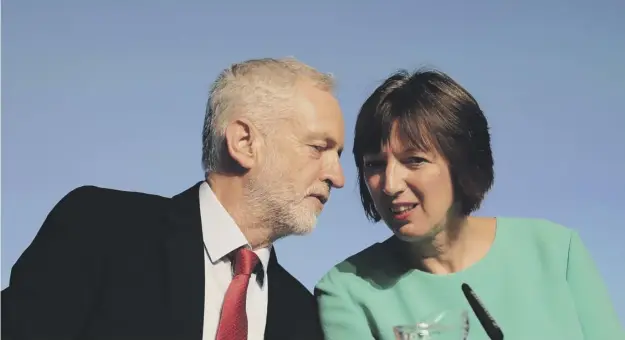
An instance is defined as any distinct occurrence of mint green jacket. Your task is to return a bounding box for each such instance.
[316,218,624,339]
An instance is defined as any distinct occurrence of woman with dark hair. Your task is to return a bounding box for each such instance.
[315,69,623,339]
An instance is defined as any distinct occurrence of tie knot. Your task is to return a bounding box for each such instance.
[233,248,259,276]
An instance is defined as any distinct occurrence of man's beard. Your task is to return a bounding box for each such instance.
[243,155,319,240]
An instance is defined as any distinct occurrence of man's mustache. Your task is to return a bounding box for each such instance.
[306,183,332,203]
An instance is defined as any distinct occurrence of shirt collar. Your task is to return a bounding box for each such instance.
[198,181,271,273]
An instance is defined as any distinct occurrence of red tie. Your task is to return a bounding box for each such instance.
[215,247,260,340]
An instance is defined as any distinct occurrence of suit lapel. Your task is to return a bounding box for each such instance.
[265,249,322,340]
[164,182,205,340]
[264,248,291,339]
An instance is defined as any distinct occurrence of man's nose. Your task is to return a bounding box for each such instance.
[324,157,345,189]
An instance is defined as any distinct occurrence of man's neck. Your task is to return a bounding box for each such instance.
[206,174,273,250]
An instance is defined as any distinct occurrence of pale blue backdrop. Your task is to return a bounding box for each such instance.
[3,0,624,324]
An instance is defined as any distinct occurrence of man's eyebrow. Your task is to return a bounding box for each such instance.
[325,137,343,153]
[307,132,343,155]
[309,133,337,145]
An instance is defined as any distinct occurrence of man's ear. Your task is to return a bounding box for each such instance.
[224,118,258,170]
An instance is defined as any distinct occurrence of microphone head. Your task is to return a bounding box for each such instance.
[461,283,504,340]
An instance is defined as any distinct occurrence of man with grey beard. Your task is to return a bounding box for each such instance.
[2,57,345,340]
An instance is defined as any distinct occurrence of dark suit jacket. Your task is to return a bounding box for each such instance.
[2,182,322,340]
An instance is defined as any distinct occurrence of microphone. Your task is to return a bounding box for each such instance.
[461,283,504,340]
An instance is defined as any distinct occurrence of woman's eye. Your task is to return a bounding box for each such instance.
[405,157,427,167]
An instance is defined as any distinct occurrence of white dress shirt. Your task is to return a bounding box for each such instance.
[199,181,271,340]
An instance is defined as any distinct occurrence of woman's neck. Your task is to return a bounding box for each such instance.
[403,216,496,275]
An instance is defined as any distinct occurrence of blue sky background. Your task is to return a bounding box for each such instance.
[2,0,624,324]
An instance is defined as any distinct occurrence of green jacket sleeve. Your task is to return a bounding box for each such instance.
[315,269,374,340]
[566,231,625,338]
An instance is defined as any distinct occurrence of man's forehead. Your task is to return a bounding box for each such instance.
[296,89,340,116]
[294,89,344,135]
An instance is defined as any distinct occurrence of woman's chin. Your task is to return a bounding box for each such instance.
[391,222,430,241]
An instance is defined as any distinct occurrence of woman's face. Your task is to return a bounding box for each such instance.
[363,126,455,242]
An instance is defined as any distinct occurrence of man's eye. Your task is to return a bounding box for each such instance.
[310,145,325,151]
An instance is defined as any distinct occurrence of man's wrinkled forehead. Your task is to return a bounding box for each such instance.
[297,86,344,137]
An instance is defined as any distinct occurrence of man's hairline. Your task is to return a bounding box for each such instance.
[205,75,336,172]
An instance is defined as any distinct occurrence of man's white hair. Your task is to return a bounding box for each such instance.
[201,57,335,174]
